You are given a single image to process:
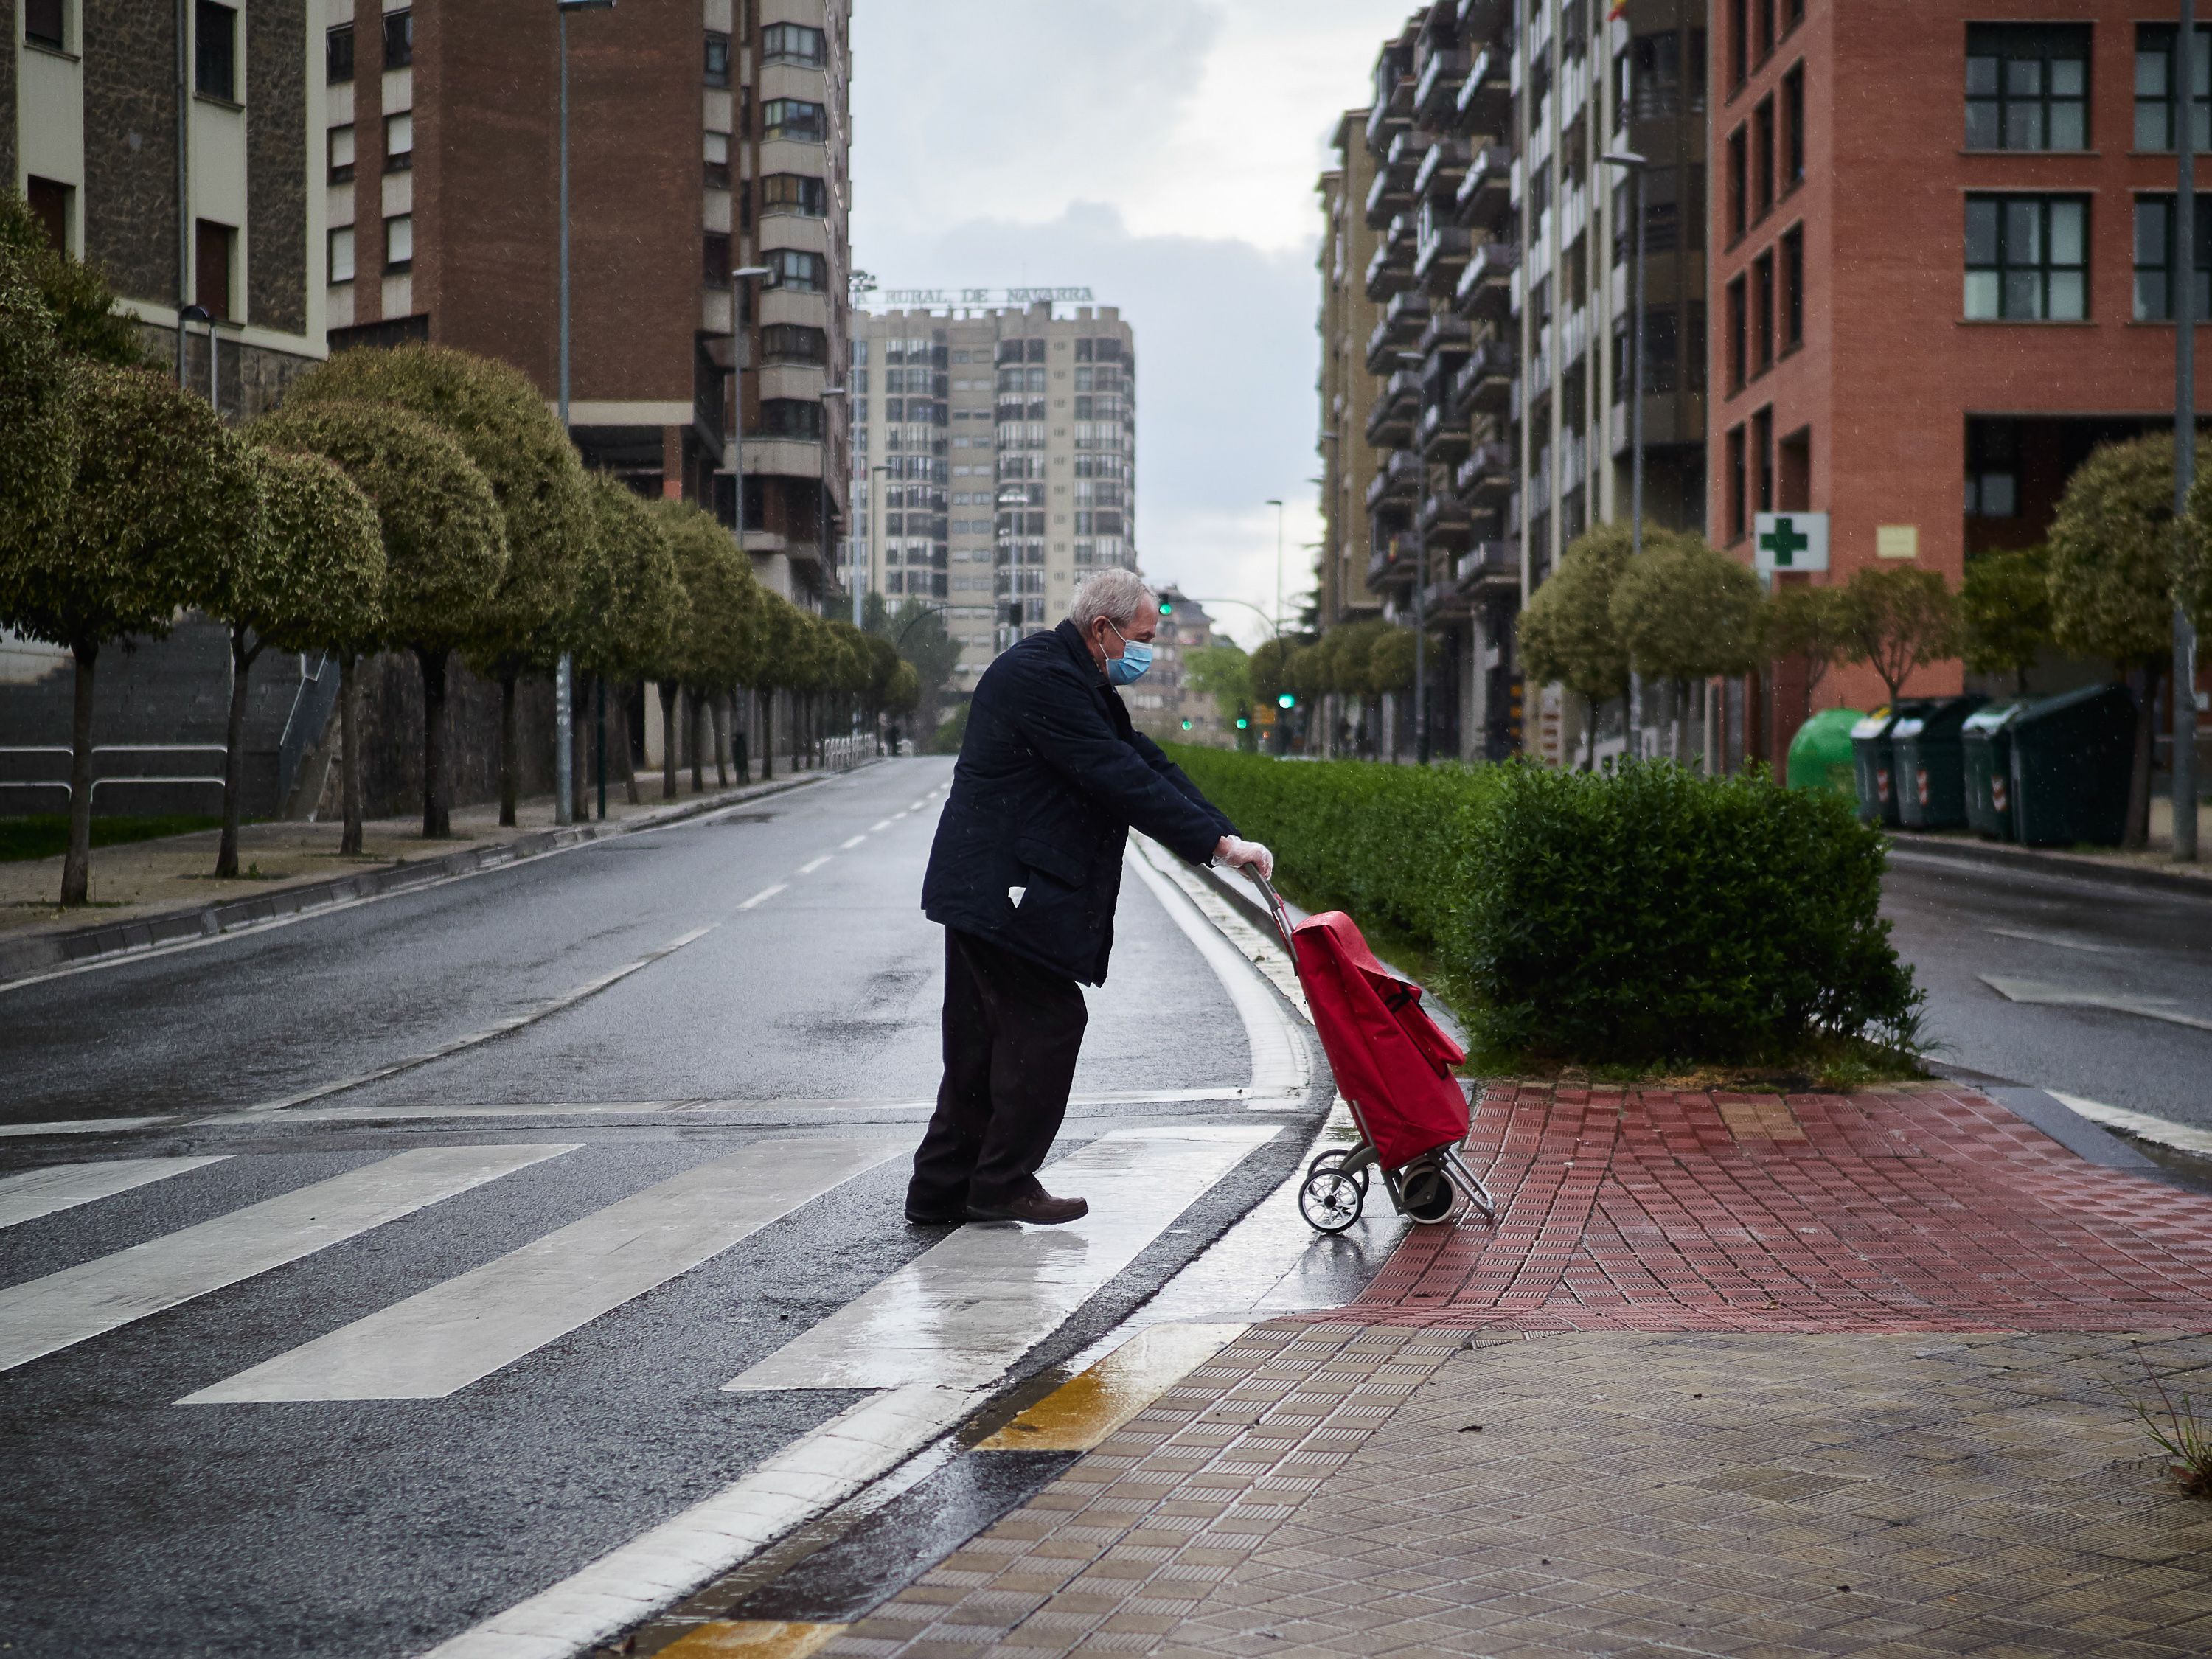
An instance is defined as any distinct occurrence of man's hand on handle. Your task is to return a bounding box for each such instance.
[1214,835,1275,881]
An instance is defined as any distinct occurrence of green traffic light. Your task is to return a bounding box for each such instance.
[1235,717,1249,730]
[1159,599,1174,615]
[1180,718,1192,730]
[1277,692,1295,709]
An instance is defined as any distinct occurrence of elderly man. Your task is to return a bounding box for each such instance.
[911,570,1275,1226]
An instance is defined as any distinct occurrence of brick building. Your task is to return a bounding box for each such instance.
[1712,0,2210,762]
[320,0,851,606]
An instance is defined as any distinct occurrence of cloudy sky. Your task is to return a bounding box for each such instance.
[848,0,1418,650]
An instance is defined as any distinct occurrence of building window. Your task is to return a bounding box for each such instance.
[24,0,66,52]
[327,124,355,183]
[195,220,234,319]
[760,173,827,216]
[327,22,353,83]
[1966,422,2020,518]
[1725,125,1747,243]
[1753,250,1775,373]
[1753,406,1775,516]
[760,324,827,365]
[383,112,413,172]
[25,177,70,251]
[1753,97,1775,220]
[1781,225,1804,348]
[1781,65,1804,193]
[1728,0,1747,88]
[329,226,355,285]
[760,400,825,441]
[1965,25,2090,152]
[703,131,730,190]
[1965,195,2088,320]
[1725,423,1747,542]
[702,231,730,285]
[2135,194,2212,322]
[1784,0,1804,32]
[1755,0,1775,63]
[383,10,411,69]
[761,99,827,143]
[704,29,731,88]
[1726,273,1747,389]
[195,1,237,101]
[2138,25,2212,153]
[760,22,825,66]
[383,212,412,272]
[765,248,827,292]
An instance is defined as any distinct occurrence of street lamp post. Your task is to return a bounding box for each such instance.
[819,383,851,626]
[556,0,615,828]
[1601,150,1649,759]
[1266,498,1289,754]
[2176,0,2201,863]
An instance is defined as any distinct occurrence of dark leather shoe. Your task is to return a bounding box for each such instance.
[904,1206,966,1225]
[965,1190,1089,1225]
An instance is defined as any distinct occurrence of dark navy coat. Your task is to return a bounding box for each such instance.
[922,619,1236,985]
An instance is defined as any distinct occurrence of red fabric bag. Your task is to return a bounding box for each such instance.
[1292,910,1470,1171]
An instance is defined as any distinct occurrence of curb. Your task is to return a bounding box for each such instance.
[0,764,868,991]
[1888,830,2212,901]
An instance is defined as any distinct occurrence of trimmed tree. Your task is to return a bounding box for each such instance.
[576,472,686,805]
[0,188,156,369]
[1611,533,1765,764]
[0,226,75,591]
[1835,566,1960,708]
[1764,582,1853,705]
[1959,544,2056,696]
[653,498,757,793]
[282,344,593,827]
[2054,432,2210,846]
[251,400,507,838]
[1185,640,1253,744]
[1518,522,1633,768]
[0,366,258,903]
[209,448,384,877]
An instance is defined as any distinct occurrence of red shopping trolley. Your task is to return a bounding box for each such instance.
[1245,870,1496,1234]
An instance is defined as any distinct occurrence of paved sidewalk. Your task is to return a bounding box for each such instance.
[818,1084,2212,1659]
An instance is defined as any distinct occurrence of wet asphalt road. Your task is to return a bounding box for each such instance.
[0,759,1340,1659]
[1882,850,2212,1129]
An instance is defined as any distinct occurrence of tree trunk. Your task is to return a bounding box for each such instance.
[2126,661,2163,850]
[571,674,589,824]
[619,680,641,806]
[60,641,98,906]
[658,680,679,799]
[760,691,775,779]
[1585,698,1599,771]
[217,627,260,878]
[687,689,706,793]
[498,673,519,827]
[712,693,730,788]
[416,645,451,838]
[340,651,365,855]
[734,688,751,783]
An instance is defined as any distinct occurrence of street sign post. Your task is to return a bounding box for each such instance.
[1753,512,1830,577]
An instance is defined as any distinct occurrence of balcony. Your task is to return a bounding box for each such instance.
[1364,448,1423,515]
[1449,338,1514,417]
[1413,223,1471,295]
[1363,138,1418,229]
[1366,538,1419,592]
[1455,439,1514,509]
[1363,92,1409,159]
[1366,290,1432,371]
[1607,392,1706,456]
[1457,540,1519,590]
[1455,0,1509,46]
[1363,369,1420,448]
[1417,489,1474,554]
[1457,47,1511,136]
[1363,213,1417,302]
[1413,48,1469,127]
[1415,309,1470,358]
[1453,143,1512,231]
[1411,135,1470,203]
[1454,240,1518,320]
[1416,401,1470,465]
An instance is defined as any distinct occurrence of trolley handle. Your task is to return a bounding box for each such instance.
[1241,866,1299,959]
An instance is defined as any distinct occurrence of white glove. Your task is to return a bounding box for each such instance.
[1215,836,1275,880]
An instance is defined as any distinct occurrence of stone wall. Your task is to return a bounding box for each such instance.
[84,0,181,307]
[352,651,560,821]
[0,1,18,193]
[246,0,307,335]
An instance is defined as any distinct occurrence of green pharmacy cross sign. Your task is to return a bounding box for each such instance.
[1753,511,1829,576]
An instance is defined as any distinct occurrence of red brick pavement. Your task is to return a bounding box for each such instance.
[1351,1082,2212,1332]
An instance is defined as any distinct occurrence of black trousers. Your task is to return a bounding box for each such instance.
[907,928,1089,1213]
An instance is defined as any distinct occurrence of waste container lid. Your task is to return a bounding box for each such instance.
[1849,713,1893,740]
[1891,717,1926,739]
[2013,681,2135,726]
[1962,703,2023,734]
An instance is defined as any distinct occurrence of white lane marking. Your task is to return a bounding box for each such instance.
[870,819,894,832]
[736,883,787,911]
[240,1088,1293,1126]
[839,835,867,850]
[232,928,719,1116]
[2047,1092,2212,1158]
[1985,925,2125,956]
[797,856,833,876]
[1980,975,2212,1034]
[1125,843,1310,1099]
[0,1145,577,1374]
[889,811,909,821]
[726,1124,1280,1394]
[0,1157,229,1231]
[420,1382,980,1659]
[0,1117,180,1139]
[183,1138,900,1404]
[908,800,928,811]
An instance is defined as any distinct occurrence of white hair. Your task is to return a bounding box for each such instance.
[1070,568,1153,633]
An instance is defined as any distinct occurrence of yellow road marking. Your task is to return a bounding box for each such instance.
[976,1321,1247,1452]
[654,1621,845,1658]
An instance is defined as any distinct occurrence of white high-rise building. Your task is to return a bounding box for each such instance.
[850,299,1137,692]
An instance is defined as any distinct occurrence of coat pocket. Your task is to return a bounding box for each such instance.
[1013,834,1090,891]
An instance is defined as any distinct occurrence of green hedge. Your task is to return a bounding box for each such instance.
[1168,747,1918,1065]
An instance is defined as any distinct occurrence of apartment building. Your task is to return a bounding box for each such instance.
[851,301,1138,692]
[318,0,850,605]
[1315,114,1387,636]
[1713,0,2208,764]
[3,0,329,414]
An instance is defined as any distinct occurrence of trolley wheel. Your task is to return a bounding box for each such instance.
[1307,1147,1369,1194]
[1400,1162,1458,1225]
[1298,1169,1365,1234]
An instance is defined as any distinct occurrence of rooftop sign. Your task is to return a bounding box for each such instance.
[868,287,1096,309]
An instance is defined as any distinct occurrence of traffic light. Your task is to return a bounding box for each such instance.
[1158,597,1174,616]
[1180,718,1192,730]
[1277,692,1296,710]
[1235,717,1249,731]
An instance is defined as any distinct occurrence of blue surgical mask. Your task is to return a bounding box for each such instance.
[1105,623,1153,686]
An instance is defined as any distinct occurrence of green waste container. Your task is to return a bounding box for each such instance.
[2009,682,2137,847]
[1892,695,1988,830]
[1787,708,1864,803]
[1961,703,2025,840]
[1850,702,1933,826]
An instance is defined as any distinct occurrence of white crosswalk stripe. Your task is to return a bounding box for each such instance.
[0,1145,577,1374]
[0,1157,229,1231]
[726,1124,1280,1393]
[182,1138,902,1403]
